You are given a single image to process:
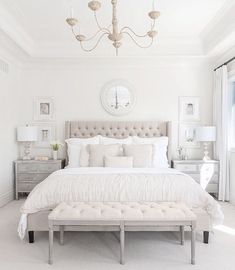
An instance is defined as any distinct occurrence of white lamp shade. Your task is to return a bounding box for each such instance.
[195,126,216,142]
[17,126,38,142]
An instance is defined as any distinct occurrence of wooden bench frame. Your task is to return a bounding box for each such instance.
[48,219,196,265]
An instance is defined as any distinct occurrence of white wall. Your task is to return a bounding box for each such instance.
[0,37,214,207]
[0,48,20,206]
[19,57,213,160]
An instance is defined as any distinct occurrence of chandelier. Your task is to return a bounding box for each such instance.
[66,0,160,55]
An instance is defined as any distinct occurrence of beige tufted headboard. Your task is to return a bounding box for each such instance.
[65,121,172,162]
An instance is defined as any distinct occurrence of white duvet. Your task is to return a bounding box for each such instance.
[18,168,223,239]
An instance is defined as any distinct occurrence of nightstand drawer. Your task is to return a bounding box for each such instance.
[18,182,40,192]
[174,164,198,172]
[17,173,49,182]
[18,163,38,173]
[38,163,61,173]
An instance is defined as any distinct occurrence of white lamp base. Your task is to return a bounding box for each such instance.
[202,142,211,161]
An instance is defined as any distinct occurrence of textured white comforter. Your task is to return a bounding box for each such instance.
[18,168,223,238]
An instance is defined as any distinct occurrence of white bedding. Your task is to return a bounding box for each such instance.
[18,167,223,239]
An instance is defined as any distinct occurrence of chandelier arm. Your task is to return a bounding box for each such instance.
[122,31,154,49]
[120,26,148,38]
[79,32,109,52]
[94,11,111,33]
[71,25,108,42]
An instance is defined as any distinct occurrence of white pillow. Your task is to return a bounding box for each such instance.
[65,137,100,145]
[65,136,100,168]
[132,136,169,168]
[105,156,133,168]
[100,136,132,145]
[66,144,82,168]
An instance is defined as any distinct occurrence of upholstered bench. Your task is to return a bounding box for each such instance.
[48,202,197,265]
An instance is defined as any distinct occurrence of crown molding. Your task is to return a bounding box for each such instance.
[0,2,35,55]
[21,55,210,71]
[200,0,235,56]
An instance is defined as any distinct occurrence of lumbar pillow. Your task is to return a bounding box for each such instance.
[89,144,123,167]
[104,156,133,168]
[123,144,153,168]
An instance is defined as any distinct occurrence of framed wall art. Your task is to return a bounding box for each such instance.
[179,96,200,122]
[32,122,56,148]
[179,123,200,148]
[34,97,55,121]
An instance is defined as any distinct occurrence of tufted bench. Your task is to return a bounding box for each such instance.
[48,202,197,265]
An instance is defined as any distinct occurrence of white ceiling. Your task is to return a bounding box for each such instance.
[0,0,235,58]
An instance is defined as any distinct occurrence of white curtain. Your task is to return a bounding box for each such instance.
[213,65,230,201]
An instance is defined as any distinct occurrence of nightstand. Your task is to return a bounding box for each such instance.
[14,159,65,200]
[171,160,219,196]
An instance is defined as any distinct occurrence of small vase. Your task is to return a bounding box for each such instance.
[52,151,58,160]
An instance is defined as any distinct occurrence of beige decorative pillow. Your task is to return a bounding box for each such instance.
[89,144,123,167]
[123,144,153,168]
[105,156,133,168]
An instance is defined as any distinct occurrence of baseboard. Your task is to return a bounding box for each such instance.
[0,190,14,207]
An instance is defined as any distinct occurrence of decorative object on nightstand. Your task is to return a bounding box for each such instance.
[177,146,188,160]
[172,160,219,195]
[50,141,63,160]
[195,126,216,161]
[17,126,38,160]
[14,159,65,200]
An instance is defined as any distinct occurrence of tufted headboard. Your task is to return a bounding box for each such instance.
[65,121,172,162]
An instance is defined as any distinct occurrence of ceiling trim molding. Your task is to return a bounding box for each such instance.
[200,0,235,56]
[21,55,210,71]
[0,2,35,55]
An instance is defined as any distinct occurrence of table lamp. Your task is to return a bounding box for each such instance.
[17,126,38,160]
[195,126,216,161]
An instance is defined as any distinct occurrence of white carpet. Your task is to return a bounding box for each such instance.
[0,200,235,270]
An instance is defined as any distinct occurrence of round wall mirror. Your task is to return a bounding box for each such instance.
[100,80,136,116]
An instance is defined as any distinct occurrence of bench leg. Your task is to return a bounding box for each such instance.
[60,225,64,245]
[49,227,54,265]
[191,225,196,265]
[180,226,184,245]
[28,231,34,243]
[203,231,209,244]
[120,223,125,265]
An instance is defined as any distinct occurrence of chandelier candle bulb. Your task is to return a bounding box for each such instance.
[152,0,156,11]
[70,7,74,18]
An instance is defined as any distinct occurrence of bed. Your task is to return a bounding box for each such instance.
[18,121,223,243]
